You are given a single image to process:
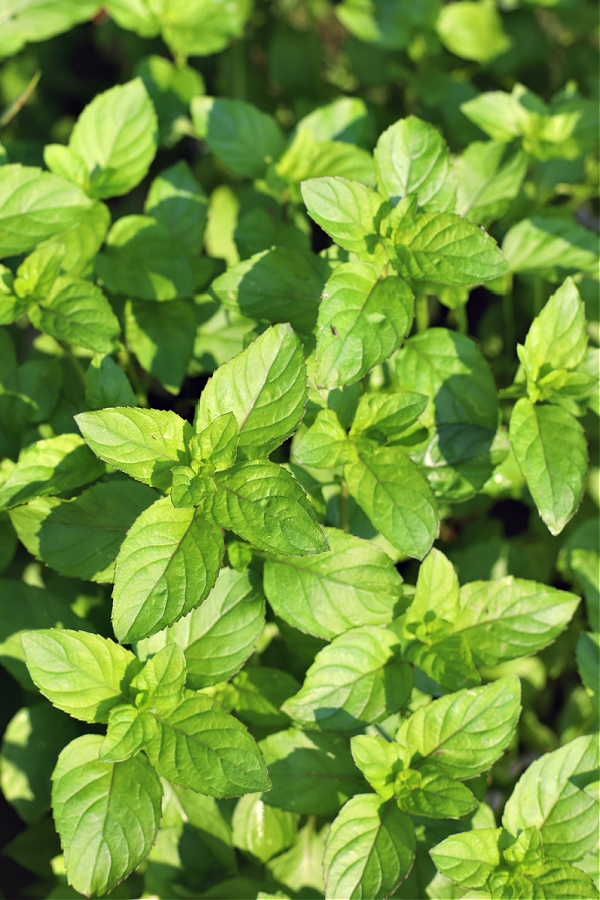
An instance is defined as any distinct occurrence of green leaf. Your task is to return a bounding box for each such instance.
[227,667,301,728]
[301,177,385,260]
[277,130,375,190]
[577,631,599,707]
[405,632,481,693]
[523,277,588,376]
[489,857,600,900]
[124,297,196,394]
[323,795,416,900]
[345,445,439,559]
[195,324,308,461]
[192,96,285,179]
[75,407,192,491]
[452,577,580,665]
[67,78,158,199]
[199,460,328,556]
[112,496,224,643]
[502,217,600,281]
[0,703,78,823]
[0,0,99,57]
[0,434,105,511]
[297,97,372,146]
[460,90,522,142]
[192,412,239,472]
[392,211,508,285]
[430,827,502,890]
[395,328,501,500]
[21,629,140,723]
[96,215,195,301]
[135,567,265,689]
[315,264,414,388]
[351,734,405,800]
[13,242,64,301]
[85,354,137,410]
[0,164,93,258]
[145,692,271,797]
[396,764,478,819]
[350,391,428,441]
[145,160,208,253]
[98,705,158,763]
[396,676,521,779]
[210,247,329,335]
[266,821,327,895]
[158,0,252,57]
[42,199,111,276]
[232,794,298,863]
[8,480,159,583]
[283,625,412,730]
[436,1,511,63]
[292,409,356,469]
[0,580,86,689]
[454,142,528,225]
[509,398,587,535]
[334,0,437,50]
[131,644,186,712]
[135,54,204,145]
[374,116,454,211]
[403,548,460,641]
[263,526,405,639]
[502,735,599,862]
[260,728,362,815]
[52,734,162,896]
[28,276,120,354]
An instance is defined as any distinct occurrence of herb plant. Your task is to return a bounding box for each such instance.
[0,2,598,899]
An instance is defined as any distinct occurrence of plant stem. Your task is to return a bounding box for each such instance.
[340,478,349,533]
[0,70,41,129]
[502,291,515,356]
[415,287,429,333]
[58,341,86,389]
[454,305,468,334]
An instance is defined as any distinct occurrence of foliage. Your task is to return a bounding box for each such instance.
[0,1,598,898]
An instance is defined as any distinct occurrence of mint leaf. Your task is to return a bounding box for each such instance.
[509,398,587,535]
[315,264,414,388]
[28,277,120,354]
[324,795,415,900]
[350,734,404,800]
[454,141,527,225]
[292,409,355,469]
[195,324,308,461]
[350,391,428,441]
[263,526,405,639]
[193,412,239,472]
[374,116,454,211]
[436,1,511,63]
[0,164,93,257]
[392,211,508,285]
[145,692,270,797]
[13,242,64,301]
[260,728,362,815]
[9,480,158,583]
[522,277,588,376]
[282,626,412,730]
[145,160,208,253]
[210,247,329,336]
[227,667,300,728]
[130,644,186,710]
[345,445,439,559]
[396,676,521,779]
[192,97,285,179]
[502,216,600,281]
[75,407,192,491]
[96,214,195,301]
[430,827,502,890]
[301,176,385,260]
[124,297,196,395]
[135,567,265,689]
[232,794,298,863]
[85,354,137,410]
[67,78,158,199]
[52,734,162,896]
[112,496,224,643]
[502,735,599,862]
[98,705,158,763]
[453,578,580,665]
[200,460,328,556]
[21,629,140,723]
[397,764,477,819]
[0,434,104,511]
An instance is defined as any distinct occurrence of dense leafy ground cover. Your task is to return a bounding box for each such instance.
[0,2,598,898]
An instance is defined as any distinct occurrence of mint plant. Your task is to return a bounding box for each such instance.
[0,3,598,899]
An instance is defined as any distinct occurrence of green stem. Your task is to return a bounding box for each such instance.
[58,341,86,389]
[340,478,349,533]
[415,287,429,333]
[454,305,468,335]
[0,70,41,129]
